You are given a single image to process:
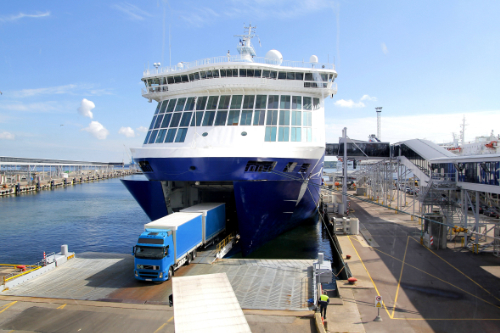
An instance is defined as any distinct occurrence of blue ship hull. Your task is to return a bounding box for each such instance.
[122,156,323,255]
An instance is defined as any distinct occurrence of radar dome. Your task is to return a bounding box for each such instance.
[176,62,184,69]
[309,55,318,64]
[265,50,283,65]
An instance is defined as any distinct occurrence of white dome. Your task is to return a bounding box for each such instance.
[176,62,184,69]
[309,55,318,64]
[265,50,283,65]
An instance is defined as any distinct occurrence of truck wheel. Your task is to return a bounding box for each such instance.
[168,267,173,280]
[186,252,192,265]
[192,250,197,259]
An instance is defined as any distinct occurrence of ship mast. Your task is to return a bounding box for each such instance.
[234,24,259,60]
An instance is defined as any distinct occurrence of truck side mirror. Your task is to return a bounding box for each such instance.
[132,246,136,255]
[164,246,169,256]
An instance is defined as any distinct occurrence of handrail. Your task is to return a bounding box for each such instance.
[216,233,235,253]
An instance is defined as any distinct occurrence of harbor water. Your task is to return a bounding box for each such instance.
[0,175,332,264]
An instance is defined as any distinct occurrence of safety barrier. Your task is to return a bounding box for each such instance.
[1,264,41,285]
[216,233,235,253]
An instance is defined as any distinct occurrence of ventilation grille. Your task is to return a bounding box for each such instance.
[138,161,153,173]
[283,162,297,173]
[245,161,277,173]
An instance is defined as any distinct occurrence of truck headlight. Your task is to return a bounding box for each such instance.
[137,264,143,269]
[134,270,138,277]
[159,272,163,278]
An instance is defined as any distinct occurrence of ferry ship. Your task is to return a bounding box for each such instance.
[123,26,338,255]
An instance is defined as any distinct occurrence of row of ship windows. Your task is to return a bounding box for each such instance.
[148,110,313,131]
[144,126,313,144]
[153,95,320,115]
[145,69,334,86]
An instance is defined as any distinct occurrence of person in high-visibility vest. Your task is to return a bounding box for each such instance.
[319,291,330,319]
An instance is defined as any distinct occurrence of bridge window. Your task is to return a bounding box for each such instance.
[292,96,302,109]
[230,95,243,109]
[169,113,182,127]
[155,129,167,143]
[161,113,172,127]
[313,98,320,110]
[266,110,278,125]
[292,111,301,126]
[214,111,228,126]
[240,110,253,125]
[278,127,289,142]
[303,97,312,110]
[280,96,291,109]
[143,131,151,144]
[159,100,168,113]
[278,72,286,80]
[165,129,177,143]
[255,95,267,109]
[149,116,157,130]
[166,99,176,112]
[185,97,195,111]
[148,130,158,143]
[196,96,207,110]
[304,128,312,142]
[265,127,277,142]
[305,73,313,81]
[268,95,279,109]
[202,111,216,126]
[243,95,255,109]
[291,127,301,142]
[218,95,230,109]
[167,77,174,84]
[180,112,192,127]
[175,128,188,142]
[200,71,207,79]
[190,111,204,126]
[175,98,186,111]
[303,112,312,126]
[279,110,290,126]
[154,102,161,115]
[154,115,165,129]
[253,110,265,125]
[227,110,240,126]
[207,96,219,110]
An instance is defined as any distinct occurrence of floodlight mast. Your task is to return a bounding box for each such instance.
[376,107,382,140]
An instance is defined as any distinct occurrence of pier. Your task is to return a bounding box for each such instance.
[0,156,135,196]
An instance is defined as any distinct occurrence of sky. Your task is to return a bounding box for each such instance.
[1,1,499,162]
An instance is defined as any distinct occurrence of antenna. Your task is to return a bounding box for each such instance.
[234,23,258,59]
[375,107,382,140]
[459,116,467,145]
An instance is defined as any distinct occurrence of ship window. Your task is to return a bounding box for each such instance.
[279,110,290,125]
[265,127,277,141]
[254,69,262,77]
[230,95,243,109]
[292,96,302,109]
[175,128,188,142]
[291,127,301,142]
[202,111,216,126]
[148,130,158,143]
[206,96,218,110]
[159,100,168,113]
[185,97,195,111]
[166,99,177,112]
[283,162,297,172]
[270,71,277,79]
[214,111,228,126]
[286,72,294,80]
[304,73,313,81]
[143,131,151,144]
[170,113,182,127]
[253,110,265,125]
[180,112,192,127]
[213,70,220,78]
[194,72,200,80]
[321,74,328,81]
[313,98,320,110]
[165,129,177,143]
[247,69,254,77]
[227,110,240,126]
[154,102,161,114]
[149,116,157,130]
[206,70,213,79]
[240,110,252,125]
[239,69,247,77]
[147,79,152,86]
[181,75,189,82]
[167,77,174,84]
[174,76,182,83]
[278,72,286,80]
[291,111,301,126]
[161,113,172,128]
[303,112,312,126]
[218,95,230,109]
[278,127,289,142]
[156,129,167,143]
[243,95,255,109]
[220,69,227,77]
[329,74,334,82]
[266,110,278,125]
[196,96,208,110]
[295,73,303,80]
[303,97,312,110]
[190,111,204,126]
[304,128,312,142]
[175,98,186,111]
[154,115,164,129]
[232,69,238,77]
[188,74,194,81]
[262,70,270,78]
[280,96,291,109]
[152,78,160,85]
[268,95,279,109]
[200,71,207,79]
[255,95,267,109]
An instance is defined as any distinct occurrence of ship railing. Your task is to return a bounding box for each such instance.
[216,232,235,253]
[1,263,42,285]
[142,79,338,96]
[143,56,335,77]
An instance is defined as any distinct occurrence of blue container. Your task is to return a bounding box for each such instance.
[180,203,226,244]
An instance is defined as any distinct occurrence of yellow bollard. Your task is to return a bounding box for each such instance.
[461,237,464,247]
[420,237,423,245]
[411,215,414,221]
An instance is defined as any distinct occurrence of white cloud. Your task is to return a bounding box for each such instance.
[381,42,388,55]
[77,99,95,119]
[82,121,109,140]
[0,102,59,112]
[334,99,365,108]
[112,3,152,21]
[118,126,135,138]
[360,95,377,102]
[0,131,15,140]
[0,11,50,23]
[10,84,111,98]
[136,126,148,133]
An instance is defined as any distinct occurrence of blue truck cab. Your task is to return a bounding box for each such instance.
[133,204,225,282]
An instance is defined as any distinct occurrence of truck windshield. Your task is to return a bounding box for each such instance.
[135,246,164,259]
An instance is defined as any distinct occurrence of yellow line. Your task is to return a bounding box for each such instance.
[167,316,174,322]
[57,303,67,309]
[409,236,500,303]
[392,318,500,321]
[0,301,17,314]
[391,236,409,318]
[153,322,168,333]
[347,236,391,317]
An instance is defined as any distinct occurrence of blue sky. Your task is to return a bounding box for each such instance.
[1,1,499,162]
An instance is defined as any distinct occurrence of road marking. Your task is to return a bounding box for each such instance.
[0,301,17,314]
[57,303,67,309]
[154,317,173,333]
[347,236,391,317]
[391,236,409,319]
[168,316,174,322]
[410,236,500,303]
